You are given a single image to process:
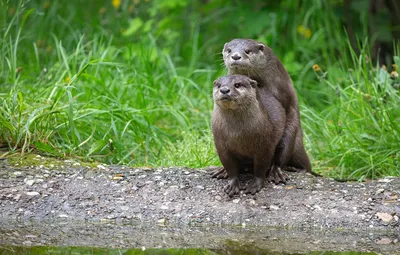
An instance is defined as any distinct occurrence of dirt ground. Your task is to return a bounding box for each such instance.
[0,156,399,254]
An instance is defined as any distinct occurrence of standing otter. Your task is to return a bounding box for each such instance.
[212,75,285,196]
[212,38,313,183]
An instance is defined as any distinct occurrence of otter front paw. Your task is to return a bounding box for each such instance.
[224,178,240,197]
[244,177,264,195]
[267,165,288,184]
[211,166,229,179]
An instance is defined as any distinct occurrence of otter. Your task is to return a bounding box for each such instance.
[212,75,285,196]
[212,38,313,183]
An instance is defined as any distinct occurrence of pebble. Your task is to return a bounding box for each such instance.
[376,237,393,245]
[375,189,384,195]
[24,180,35,186]
[232,199,240,204]
[376,212,393,223]
[215,195,222,201]
[270,205,280,210]
[13,171,24,177]
[26,191,40,196]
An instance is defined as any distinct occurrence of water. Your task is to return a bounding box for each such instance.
[0,247,376,255]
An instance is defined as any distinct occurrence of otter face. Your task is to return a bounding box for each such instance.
[222,39,268,75]
[213,75,257,110]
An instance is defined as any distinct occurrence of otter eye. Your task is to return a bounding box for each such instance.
[244,49,251,54]
[226,48,231,54]
[234,83,241,88]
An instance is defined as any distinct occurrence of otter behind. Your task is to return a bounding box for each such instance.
[217,38,313,183]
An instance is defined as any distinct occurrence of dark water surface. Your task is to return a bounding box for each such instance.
[1,220,397,255]
[0,247,376,255]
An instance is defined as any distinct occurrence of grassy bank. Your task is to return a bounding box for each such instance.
[0,0,399,179]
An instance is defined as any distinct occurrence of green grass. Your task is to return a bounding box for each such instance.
[0,0,399,179]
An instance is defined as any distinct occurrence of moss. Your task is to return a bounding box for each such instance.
[4,152,100,170]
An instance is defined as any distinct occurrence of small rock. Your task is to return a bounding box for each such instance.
[157,218,166,225]
[97,164,106,170]
[13,171,24,177]
[58,214,69,218]
[375,189,384,195]
[313,205,322,211]
[378,178,392,183]
[375,237,393,245]
[24,179,35,186]
[215,195,222,201]
[26,191,40,196]
[376,212,393,223]
[232,199,240,204]
[196,185,205,190]
[270,205,280,210]
[160,205,169,210]
[120,206,129,211]
[25,235,38,238]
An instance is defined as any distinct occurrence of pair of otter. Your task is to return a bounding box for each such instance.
[211,39,313,197]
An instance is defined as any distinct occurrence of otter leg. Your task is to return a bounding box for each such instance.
[269,107,298,184]
[244,152,272,195]
[218,151,241,197]
[287,131,312,172]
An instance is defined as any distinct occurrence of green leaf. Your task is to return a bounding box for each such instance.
[87,140,108,156]
[34,141,59,156]
[123,18,143,37]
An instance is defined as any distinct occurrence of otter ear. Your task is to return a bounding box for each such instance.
[213,80,220,87]
[249,79,257,88]
[258,44,265,52]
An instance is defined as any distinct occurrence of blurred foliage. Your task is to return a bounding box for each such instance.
[0,0,399,177]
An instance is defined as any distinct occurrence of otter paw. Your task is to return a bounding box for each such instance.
[224,178,240,197]
[211,167,229,179]
[267,166,288,184]
[244,177,264,195]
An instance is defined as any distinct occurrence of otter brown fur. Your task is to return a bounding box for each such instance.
[212,75,285,196]
[212,38,313,183]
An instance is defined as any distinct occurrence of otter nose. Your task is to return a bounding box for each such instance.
[231,54,241,60]
[220,87,230,94]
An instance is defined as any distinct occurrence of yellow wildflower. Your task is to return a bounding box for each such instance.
[390,71,399,78]
[65,77,70,83]
[44,1,50,9]
[297,25,305,34]
[112,0,121,9]
[312,64,321,72]
[392,64,398,72]
[304,28,311,39]
[297,25,312,39]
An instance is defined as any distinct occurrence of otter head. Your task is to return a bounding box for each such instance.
[222,39,270,77]
[213,75,258,110]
